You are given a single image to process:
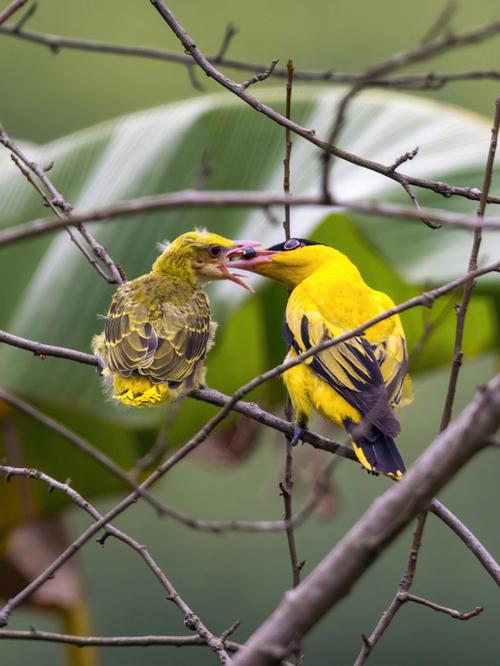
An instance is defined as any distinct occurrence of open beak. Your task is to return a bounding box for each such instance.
[216,240,265,292]
[225,242,277,271]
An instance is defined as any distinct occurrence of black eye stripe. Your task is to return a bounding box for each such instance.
[267,238,323,251]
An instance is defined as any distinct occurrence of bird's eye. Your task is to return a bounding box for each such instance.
[208,244,221,257]
[284,238,301,250]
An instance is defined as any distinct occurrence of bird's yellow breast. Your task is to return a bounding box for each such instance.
[283,348,361,426]
[282,259,410,424]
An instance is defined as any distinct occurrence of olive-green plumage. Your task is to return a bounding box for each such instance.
[92,231,252,407]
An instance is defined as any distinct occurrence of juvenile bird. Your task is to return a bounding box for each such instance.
[227,238,412,479]
[93,230,256,407]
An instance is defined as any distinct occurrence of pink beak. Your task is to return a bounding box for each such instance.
[217,240,266,292]
[225,242,277,270]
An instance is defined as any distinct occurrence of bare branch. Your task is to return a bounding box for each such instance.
[0,386,172,516]
[440,97,500,430]
[0,464,232,663]
[241,59,279,89]
[0,0,26,27]
[420,0,457,45]
[282,59,294,240]
[0,328,98,365]
[0,385,334,533]
[3,16,500,91]
[399,180,438,229]
[213,22,239,63]
[354,509,482,665]
[0,628,293,665]
[232,375,500,665]
[0,126,125,283]
[354,512,428,665]
[10,0,36,32]
[4,188,500,249]
[9,153,119,283]
[387,146,419,173]
[404,595,482,620]
[148,1,500,206]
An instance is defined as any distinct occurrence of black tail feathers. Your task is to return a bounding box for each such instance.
[344,419,406,479]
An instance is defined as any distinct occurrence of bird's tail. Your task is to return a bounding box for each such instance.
[112,374,173,407]
[344,419,405,480]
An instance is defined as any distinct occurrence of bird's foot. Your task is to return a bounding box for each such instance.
[288,422,307,446]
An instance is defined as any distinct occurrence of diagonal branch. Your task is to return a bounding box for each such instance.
[0,0,26,26]
[0,385,335,533]
[0,464,232,663]
[148,1,500,206]
[0,256,498,629]
[232,374,500,665]
[0,126,125,284]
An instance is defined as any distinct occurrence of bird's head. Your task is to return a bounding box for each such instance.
[152,230,259,291]
[226,237,344,288]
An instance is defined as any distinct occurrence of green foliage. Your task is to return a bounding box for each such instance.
[0,88,498,530]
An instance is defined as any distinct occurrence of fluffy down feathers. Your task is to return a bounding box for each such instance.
[93,230,249,407]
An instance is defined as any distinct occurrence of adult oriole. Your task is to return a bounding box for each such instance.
[228,237,412,479]
[93,231,256,407]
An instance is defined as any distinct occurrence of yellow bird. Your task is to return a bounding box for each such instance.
[228,238,412,478]
[92,231,256,407]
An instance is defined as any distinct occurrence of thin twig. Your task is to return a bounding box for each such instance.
[354,96,500,666]
[0,386,172,516]
[241,59,279,89]
[0,385,331,533]
[213,22,238,63]
[9,153,118,283]
[387,146,419,172]
[149,1,500,207]
[400,180,437,229]
[420,0,457,45]
[440,97,500,430]
[0,0,26,27]
[320,2,460,202]
[0,628,294,665]
[11,0,36,32]
[354,512,427,665]
[407,291,457,368]
[0,126,125,283]
[283,59,294,240]
[404,594,482,620]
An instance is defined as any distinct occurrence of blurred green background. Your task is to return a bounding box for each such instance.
[0,1,499,665]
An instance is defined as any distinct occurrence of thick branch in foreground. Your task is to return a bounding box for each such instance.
[232,375,500,665]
